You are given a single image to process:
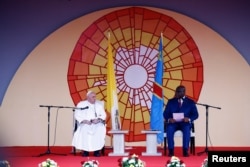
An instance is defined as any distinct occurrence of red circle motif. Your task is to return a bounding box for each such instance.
[67,7,203,142]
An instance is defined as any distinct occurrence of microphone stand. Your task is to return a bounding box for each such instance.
[37,105,81,157]
[196,102,221,156]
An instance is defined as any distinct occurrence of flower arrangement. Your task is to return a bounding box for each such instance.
[201,158,208,167]
[38,158,58,167]
[165,156,185,167]
[119,154,145,167]
[81,159,99,167]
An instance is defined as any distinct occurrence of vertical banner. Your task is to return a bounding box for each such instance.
[150,34,164,144]
[107,33,121,130]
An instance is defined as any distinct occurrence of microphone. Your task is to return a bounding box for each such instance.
[39,105,63,108]
[80,106,89,110]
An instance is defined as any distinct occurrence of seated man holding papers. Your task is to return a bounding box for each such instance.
[163,85,199,157]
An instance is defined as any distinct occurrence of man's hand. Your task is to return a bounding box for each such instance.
[183,117,190,123]
[81,120,91,125]
[91,119,100,124]
[168,118,176,123]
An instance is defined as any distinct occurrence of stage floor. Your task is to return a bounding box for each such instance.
[1,146,249,167]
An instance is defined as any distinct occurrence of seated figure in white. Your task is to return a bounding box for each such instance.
[72,91,106,157]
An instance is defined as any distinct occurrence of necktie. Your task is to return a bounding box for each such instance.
[178,98,182,108]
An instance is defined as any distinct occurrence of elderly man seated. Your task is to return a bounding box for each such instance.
[72,91,106,157]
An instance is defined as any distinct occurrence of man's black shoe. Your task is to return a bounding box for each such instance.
[168,149,174,157]
[183,150,189,157]
[82,151,89,157]
[94,151,101,157]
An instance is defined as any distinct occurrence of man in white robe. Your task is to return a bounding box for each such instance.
[72,91,106,157]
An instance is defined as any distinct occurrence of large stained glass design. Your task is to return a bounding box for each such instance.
[67,7,203,142]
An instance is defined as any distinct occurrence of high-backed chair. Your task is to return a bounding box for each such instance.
[163,121,195,156]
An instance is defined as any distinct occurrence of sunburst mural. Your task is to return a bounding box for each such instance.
[67,7,203,142]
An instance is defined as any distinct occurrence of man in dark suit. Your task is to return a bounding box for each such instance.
[163,85,199,157]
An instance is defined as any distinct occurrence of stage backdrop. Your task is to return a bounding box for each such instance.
[67,7,203,142]
[0,6,249,147]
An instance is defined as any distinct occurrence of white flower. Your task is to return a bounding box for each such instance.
[82,160,99,167]
[166,156,185,167]
[121,154,145,167]
[201,158,208,167]
[39,158,58,167]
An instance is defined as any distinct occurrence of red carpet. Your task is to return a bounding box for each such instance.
[1,146,249,167]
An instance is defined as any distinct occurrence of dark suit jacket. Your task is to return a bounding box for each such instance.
[163,97,199,122]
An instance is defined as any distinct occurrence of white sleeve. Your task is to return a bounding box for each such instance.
[74,101,88,123]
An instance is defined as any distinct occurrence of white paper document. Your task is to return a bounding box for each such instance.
[173,113,184,122]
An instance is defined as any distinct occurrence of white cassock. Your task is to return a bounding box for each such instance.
[72,100,106,151]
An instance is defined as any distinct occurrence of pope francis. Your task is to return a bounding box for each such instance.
[72,91,106,157]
